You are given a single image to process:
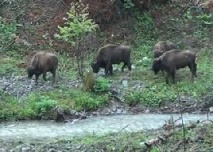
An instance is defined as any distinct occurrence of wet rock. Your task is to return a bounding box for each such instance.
[101,108,111,115]
[112,107,117,112]
[116,108,122,114]
[121,79,128,88]
[22,147,32,152]
[0,148,7,152]
[48,148,57,152]
[55,107,65,122]
[131,65,136,70]
[145,109,150,113]
[209,107,213,113]
[70,109,77,115]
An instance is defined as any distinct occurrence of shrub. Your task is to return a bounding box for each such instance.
[0,16,17,52]
[93,77,110,93]
[55,0,98,78]
[72,91,108,111]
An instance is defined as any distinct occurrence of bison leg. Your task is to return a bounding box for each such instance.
[165,71,175,84]
[165,72,170,84]
[122,61,132,72]
[121,63,126,72]
[106,62,113,76]
[35,74,40,85]
[50,69,56,83]
[127,62,132,72]
[161,69,164,76]
[171,71,176,84]
[189,62,197,82]
[42,72,47,81]
[106,65,113,75]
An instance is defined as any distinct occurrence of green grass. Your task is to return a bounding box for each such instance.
[0,55,25,75]
[0,87,109,121]
[70,131,147,151]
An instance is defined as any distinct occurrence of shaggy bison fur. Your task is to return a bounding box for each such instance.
[27,51,58,84]
[91,44,132,75]
[152,49,197,84]
[153,41,177,58]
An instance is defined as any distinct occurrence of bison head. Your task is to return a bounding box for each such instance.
[152,58,162,75]
[154,50,164,58]
[27,65,35,78]
[153,44,164,58]
[91,61,100,73]
[27,65,41,78]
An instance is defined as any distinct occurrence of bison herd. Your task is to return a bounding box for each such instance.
[27,41,197,85]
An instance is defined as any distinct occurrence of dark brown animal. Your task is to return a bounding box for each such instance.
[152,49,197,84]
[153,41,178,75]
[27,51,58,84]
[153,41,177,58]
[91,44,132,75]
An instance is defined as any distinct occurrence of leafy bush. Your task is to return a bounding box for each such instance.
[123,0,135,9]
[55,0,98,78]
[28,95,57,116]
[0,16,17,51]
[125,84,176,107]
[74,93,108,111]
[93,77,110,93]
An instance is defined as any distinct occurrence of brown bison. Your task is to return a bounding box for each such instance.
[152,49,197,84]
[91,44,132,75]
[27,51,58,84]
[153,41,177,58]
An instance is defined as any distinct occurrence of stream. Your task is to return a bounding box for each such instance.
[1,113,213,142]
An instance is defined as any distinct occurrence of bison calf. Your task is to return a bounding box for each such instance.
[91,44,132,75]
[153,41,177,58]
[152,49,197,84]
[27,51,58,84]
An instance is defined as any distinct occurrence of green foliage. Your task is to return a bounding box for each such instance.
[28,95,57,115]
[0,16,17,51]
[185,8,213,25]
[150,147,160,152]
[55,0,99,78]
[0,97,21,121]
[125,84,176,107]
[72,131,146,151]
[0,56,22,75]
[55,0,98,45]
[197,13,213,25]
[123,0,135,9]
[0,87,109,121]
[73,91,108,111]
[93,77,110,93]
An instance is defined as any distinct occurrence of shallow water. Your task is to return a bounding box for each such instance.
[0,113,212,141]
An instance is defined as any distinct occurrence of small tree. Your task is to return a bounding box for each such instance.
[55,0,98,78]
